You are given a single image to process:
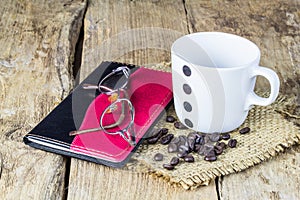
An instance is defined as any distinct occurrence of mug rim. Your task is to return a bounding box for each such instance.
[171,32,261,70]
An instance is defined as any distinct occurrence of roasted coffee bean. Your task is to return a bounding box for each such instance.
[148,128,168,140]
[221,133,231,140]
[187,132,197,139]
[161,128,169,135]
[160,134,174,145]
[178,135,187,146]
[205,149,216,157]
[214,145,223,155]
[184,154,195,162]
[170,137,180,144]
[204,155,217,162]
[170,157,180,166]
[154,153,164,161]
[166,115,176,123]
[228,139,237,148]
[147,129,160,139]
[168,143,178,153]
[194,144,202,152]
[187,138,195,151]
[195,135,204,145]
[163,163,174,170]
[177,151,188,158]
[208,133,221,142]
[239,127,250,134]
[174,121,188,129]
[216,141,226,149]
[198,143,214,156]
[204,135,213,144]
[178,144,190,153]
[147,137,159,144]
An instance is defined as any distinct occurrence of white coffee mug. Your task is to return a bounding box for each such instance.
[171,32,280,133]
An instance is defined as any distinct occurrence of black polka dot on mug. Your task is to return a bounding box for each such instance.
[184,118,193,128]
[183,84,192,94]
[183,101,192,112]
[182,65,191,76]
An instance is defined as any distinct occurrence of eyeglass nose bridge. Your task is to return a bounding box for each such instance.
[98,66,130,95]
[100,98,136,146]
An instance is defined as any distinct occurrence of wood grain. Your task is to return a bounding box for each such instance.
[0,0,87,199]
[184,1,300,199]
[69,0,218,199]
[218,145,300,200]
[69,160,217,200]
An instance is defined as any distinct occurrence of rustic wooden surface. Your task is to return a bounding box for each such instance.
[0,0,87,199]
[1,0,299,200]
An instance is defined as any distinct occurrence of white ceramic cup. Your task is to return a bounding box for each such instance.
[171,32,280,133]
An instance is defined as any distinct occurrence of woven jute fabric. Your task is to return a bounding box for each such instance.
[124,63,300,190]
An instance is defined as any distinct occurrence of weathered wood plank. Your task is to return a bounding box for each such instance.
[0,0,87,199]
[78,0,188,80]
[69,160,217,200]
[218,145,300,200]
[184,0,300,199]
[68,0,218,199]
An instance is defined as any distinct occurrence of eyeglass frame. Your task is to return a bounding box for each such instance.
[69,66,136,146]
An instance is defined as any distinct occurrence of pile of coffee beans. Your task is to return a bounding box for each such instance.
[147,115,251,170]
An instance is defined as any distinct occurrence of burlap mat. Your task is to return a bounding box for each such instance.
[124,63,300,190]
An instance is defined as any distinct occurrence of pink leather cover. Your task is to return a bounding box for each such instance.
[70,67,172,163]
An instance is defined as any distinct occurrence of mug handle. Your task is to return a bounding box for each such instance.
[245,66,280,110]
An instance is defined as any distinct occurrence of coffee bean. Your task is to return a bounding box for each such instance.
[221,133,231,140]
[166,115,176,123]
[195,135,204,145]
[187,132,197,140]
[147,137,159,144]
[163,163,174,170]
[170,137,180,144]
[160,134,174,145]
[178,135,187,146]
[194,144,202,152]
[205,149,216,157]
[228,139,237,148]
[204,155,217,162]
[208,133,221,142]
[177,151,188,158]
[214,145,223,155]
[168,143,178,153]
[147,129,160,139]
[147,128,168,140]
[174,121,188,129]
[204,135,213,144]
[198,143,214,156]
[184,154,195,162]
[178,144,190,153]
[216,141,226,149]
[187,138,195,151]
[170,157,180,166]
[239,127,250,134]
[161,128,169,135]
[154,153,163,161]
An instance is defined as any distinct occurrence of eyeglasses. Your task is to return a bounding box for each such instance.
[69,66,136,146]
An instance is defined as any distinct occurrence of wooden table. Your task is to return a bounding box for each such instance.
[1,0,299,199]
